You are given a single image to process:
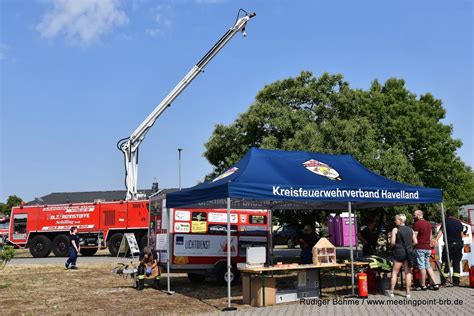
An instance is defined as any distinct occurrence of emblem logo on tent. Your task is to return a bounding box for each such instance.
[303,159,342,181]
[212,167,239,182]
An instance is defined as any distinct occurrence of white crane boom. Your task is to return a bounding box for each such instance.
[118,10,256,200]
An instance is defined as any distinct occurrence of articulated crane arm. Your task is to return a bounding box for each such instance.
[117,9,256,200]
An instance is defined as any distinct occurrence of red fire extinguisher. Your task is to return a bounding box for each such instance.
[358,272,368,298]
[469,266,474,288]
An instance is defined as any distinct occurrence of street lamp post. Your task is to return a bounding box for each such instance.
[178,148,183,190]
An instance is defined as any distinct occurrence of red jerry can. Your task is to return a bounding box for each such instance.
[470,266,474,288]
[358,272,368,298]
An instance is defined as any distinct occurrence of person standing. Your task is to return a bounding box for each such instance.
[436,210,464,286]
[299,225,318,264]
[358,219,377,256]
[387,214,417,298]
[65,226,80,270]
[413,210,439,290]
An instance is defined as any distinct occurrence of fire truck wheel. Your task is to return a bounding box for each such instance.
[108,233,123,256]
[80,248,98,256]
[216,264,240,286]
[29,235,52,258]
[52,234,70,257]
[187,273,206,283]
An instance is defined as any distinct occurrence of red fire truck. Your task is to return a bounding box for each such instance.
[0,216,9,246]
[149,202,269,285]
[8,200,149,257]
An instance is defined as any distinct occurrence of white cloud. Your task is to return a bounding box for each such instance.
[146,4,172,38]
[37,0,129,45]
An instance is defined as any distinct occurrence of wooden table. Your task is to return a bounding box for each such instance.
[240,263,345,307]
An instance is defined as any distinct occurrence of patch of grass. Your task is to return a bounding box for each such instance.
[0,282,11,289]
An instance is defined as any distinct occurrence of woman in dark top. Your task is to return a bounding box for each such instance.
[387,214,417,298]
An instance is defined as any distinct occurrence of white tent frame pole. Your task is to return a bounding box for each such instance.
[166,207,174,295]
[348,202,355,296]
[269,208,273,265]
[440,202,453,284]
[226,197,232,309]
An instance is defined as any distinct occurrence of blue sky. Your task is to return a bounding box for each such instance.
[1,0,472,202]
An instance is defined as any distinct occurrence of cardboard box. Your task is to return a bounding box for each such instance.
[242,274,276,307]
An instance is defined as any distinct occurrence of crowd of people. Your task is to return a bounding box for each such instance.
[296,209,466,298]
[385,209,464,298]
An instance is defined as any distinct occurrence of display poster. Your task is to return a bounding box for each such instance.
[175,210,190,221]
[208,224,238,234]
[192,211,207,222]
[174,222,190,233]
[156,233,168,251]
[117,233,140,258]
[192,221,207,233]
[208,212,238,223]
[173,234,237,257]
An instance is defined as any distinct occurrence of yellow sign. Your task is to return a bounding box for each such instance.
[192,221,207,233]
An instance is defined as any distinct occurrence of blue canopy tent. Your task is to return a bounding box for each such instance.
[165,148,448,309]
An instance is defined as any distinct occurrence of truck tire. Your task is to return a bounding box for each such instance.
[188,273,206,283]
[140,235,148,250]
[215,263,240,286]
[108,233,123,256]
[52,234,70,257]
[29,235,52,258]
[80,248,98,256]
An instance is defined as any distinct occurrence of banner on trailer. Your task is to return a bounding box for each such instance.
[173,234,237,257]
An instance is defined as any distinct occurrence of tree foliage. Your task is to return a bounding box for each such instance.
[0,246,16,270]
[0,196,23,217]
[204,72,474,224]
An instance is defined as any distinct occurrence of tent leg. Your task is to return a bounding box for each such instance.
[222,197,236,311]
[165,207,174,295]
[269,208,273,266]
[440,202,453,285]
[348,202,355,296]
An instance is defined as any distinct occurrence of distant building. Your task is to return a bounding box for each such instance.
[27,190,153,205]
[27,181,163,205]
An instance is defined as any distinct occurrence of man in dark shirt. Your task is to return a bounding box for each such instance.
[413,210,438,290]
[299,225,318,264]
[358,219,377,256]
[65,226,80,270]
[436,210,464,285]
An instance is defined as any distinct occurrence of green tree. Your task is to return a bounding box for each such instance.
[0,245,16,270]
[1,196,23,217]
[0,203,6,215]
[204,71,474,222]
